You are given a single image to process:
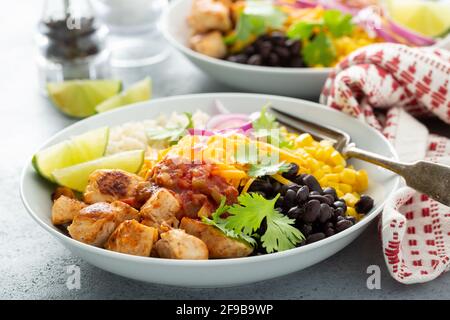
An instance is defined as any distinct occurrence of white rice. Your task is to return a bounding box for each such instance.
[106,110,210,156]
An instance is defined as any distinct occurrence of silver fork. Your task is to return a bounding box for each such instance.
[269,107,450,207]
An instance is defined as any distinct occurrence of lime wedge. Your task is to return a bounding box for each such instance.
[386,0,450,37]
[32,127,109,182]
[47,80,122,118]
[95,77,152,113]
[52,150,145,192]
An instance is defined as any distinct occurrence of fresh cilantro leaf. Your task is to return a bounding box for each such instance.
[146,113,193,142]
[303,32,336,67]
[287,21,316,40]
[225,193,304,253]
[184,112,194,129]
[202,198,257,246]
[323,9,354,37]
[248,161,290,178]
[226,1,286,44]
[252,103,278,131]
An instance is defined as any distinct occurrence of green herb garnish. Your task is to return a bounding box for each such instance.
[147,113,193,143]
[247,161,290,178]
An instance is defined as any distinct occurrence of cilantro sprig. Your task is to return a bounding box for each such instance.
[247,161,290,178]
[202,198,257,247]
[146,112,193,143]
[225,0,286,45]
[287,9,354,67]
[226,193,304,253]
[251,104,293,148]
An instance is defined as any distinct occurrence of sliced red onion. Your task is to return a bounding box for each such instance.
[206,113,252,131]
[292,0,317,8]
[374,27,399,43]
[188,128,214,136]
[387,18,436,46]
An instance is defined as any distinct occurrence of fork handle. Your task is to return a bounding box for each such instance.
[345,146,450,207]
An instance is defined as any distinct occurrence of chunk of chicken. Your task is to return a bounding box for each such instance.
[188,0,232,33]
[190,31,227,59]
[154,229,208,260]
[180,217,253,258]
[68,201,139,247]
[105,220,158,257]
[52,195,87,225]
[84,169,143,204]
[140,188,181,231]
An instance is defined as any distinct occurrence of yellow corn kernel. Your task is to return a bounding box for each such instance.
[332,164,344,173]
[325,173,340,182]
[355,169,369,192]
[307,158,320,172]
[319,177,328,186]
[342,193,359,207]
[322,165,332,174]
[322,145,334,160]
[327,181,340,191]
[315,149,325,161]
[313,169,325,180]
[336,189,344,198]
[339,183,352,194]
[319,139,333,147]
[340,168,356,184]
[330,150,346,166]
[303,146,317,156]
[296,133,314,147]
[346,207,358,218]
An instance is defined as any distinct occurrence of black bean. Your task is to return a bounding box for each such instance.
[227,54,247,64]
[303,199,321,223]
[323,222,334,230]
[244,45,255,56]
[319,203,333,223]
[296,185,309,204]
[299,223,312,236]
[280,184,289,195]
[324,228,335,237]
[282,163,299,180]
[275,196,284,208]
[303,174,323,193]
[336,219,353,232]
[284,189,297,208]
[335,207,345,217]
[323,194,335,205]
[355,195,374,214]
[258,41,272,58]
[336,215,345,222]
[290,56,304,68]
[306,232,325,244]
[287,206,303,219]
[274,46,290,60]
[294,174,306,185]
[286,39,301,54]
[309,191,321,196]
[333,200,347,212]
[268,53,280,66]
[247,54,262,65]
[323,187,338,200]
[309,194,333,205]
[270,32,285,45]
[346,217,357,224]
[271,181,281,195]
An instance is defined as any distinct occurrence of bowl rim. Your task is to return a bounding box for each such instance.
[160,0,333,75]
[20,92,399,267]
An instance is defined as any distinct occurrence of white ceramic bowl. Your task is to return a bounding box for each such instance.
[20,93,399,287]
[160,0,331,99]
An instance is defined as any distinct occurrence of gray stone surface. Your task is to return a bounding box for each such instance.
[1,0,449,300]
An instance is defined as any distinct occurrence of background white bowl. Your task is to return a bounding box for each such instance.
[21,93,399,287]
[160,0,331,99]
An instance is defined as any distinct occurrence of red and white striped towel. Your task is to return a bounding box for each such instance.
[320,43,450,284]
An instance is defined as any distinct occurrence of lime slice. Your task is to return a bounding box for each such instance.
[95,77,152,113]
[47,80,122,118]
[32,127,109,182]
[385,0,450,37]
[52,150,145,192]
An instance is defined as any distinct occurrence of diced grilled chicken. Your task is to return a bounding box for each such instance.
[52,186,76,201]
[84,169,143,204]
[190,31,227,59]
[68,201,139,247]
[52,195,87,225]
[140,188,181,231]
[180,217,253,258]
[188,0,232,33]
[105,220,158,257]
[154,229,208,260]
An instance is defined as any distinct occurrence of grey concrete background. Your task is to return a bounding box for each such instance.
[1,0,449,299]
